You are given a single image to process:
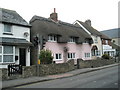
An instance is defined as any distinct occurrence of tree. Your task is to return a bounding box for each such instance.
[39,49,53,64]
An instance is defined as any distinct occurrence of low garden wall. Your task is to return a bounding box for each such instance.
[78,58,118,68]
[0,65,37,81]
[0,58,118,81]
[0,59,75,81]
[39,59,75,76]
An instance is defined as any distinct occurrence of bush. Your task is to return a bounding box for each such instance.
[39,49,54,64]
[102,54,111,59]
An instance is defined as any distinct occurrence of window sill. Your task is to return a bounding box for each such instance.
[54,59,62,61]
[0,62,15,65]
[3,33,13,35]
[48,41,57,42]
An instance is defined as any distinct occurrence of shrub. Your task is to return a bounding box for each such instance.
[102,54,111,59]
[39,49,54,64]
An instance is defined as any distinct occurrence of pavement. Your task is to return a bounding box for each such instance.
[1,63,119,89]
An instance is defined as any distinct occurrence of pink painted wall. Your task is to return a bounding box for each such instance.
[45,42,92,64]
[81,43,92,60]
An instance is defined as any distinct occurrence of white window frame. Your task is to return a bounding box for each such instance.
[68,53,76,59]
[68,37,76,43]
[3,24,13,34]
[0,46,15,63]
[95,50,101,56]
[84,40,89,44]
[85,53,90,58]
[48,35,58,42]
[0,46,2,63]
[54,53,62,60]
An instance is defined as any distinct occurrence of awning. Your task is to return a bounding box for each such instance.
[0,37,33,46]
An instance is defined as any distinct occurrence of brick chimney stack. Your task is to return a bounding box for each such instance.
[50,8,58,22]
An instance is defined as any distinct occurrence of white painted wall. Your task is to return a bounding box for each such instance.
[91,35,103,57]
[0,23,30,41]
[0,23,3,37]
[0,23,31,68]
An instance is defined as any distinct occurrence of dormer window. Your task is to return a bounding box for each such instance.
[84,40,89,43]
[68,37,77,43]
[3,24,12,35]
[48,35,58,42]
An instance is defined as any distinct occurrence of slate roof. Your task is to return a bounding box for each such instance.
[0,8,31,27]
[0,37,33,46]
[101,28,120,38]
[30,15,93,44]
[111,42,120,51]
[76,20,111,40]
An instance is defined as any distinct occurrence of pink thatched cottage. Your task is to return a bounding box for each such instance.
[30,9,93,65]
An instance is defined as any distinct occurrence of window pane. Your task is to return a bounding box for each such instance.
[59,54,61,59]
[3,46,13,54]
[4,24,11,32]
[3,55,13,62]
[73,53,75,58]
[56,54,58,59]
[0,47,2,54]
[68,53,70,58]
[0,55,2,62]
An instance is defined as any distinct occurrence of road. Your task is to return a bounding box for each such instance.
[15,65,119,88]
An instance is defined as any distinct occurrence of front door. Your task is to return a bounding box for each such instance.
[19,48,26,66]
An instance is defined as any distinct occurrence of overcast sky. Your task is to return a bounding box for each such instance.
[0,0,119,31]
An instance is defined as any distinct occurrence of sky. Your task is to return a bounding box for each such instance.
[0,0,119,31]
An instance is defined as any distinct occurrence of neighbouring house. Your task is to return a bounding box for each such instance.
[101,28,120,56]
[0,8,32,68]
[101,28,120,46]
[30,9,93,65]
[74,20,116,58]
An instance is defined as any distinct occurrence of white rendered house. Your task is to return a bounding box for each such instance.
[74,20,112,59]
[0,8,32,68]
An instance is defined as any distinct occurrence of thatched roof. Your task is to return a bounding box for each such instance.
[0,8,31,27]
[30,16,93,44]
[76,20,111,40]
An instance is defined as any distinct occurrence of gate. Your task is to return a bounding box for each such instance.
[8,64,22,76]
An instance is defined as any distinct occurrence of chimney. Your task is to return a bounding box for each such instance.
[85,19,91,26]
[50,8,58,22]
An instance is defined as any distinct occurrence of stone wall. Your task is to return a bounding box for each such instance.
[78,58,118,68]
[1,58,118,81]
[39,59,75,76]
[22,65,37,78]
[0,68,7,80]
[0,59,75,81]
